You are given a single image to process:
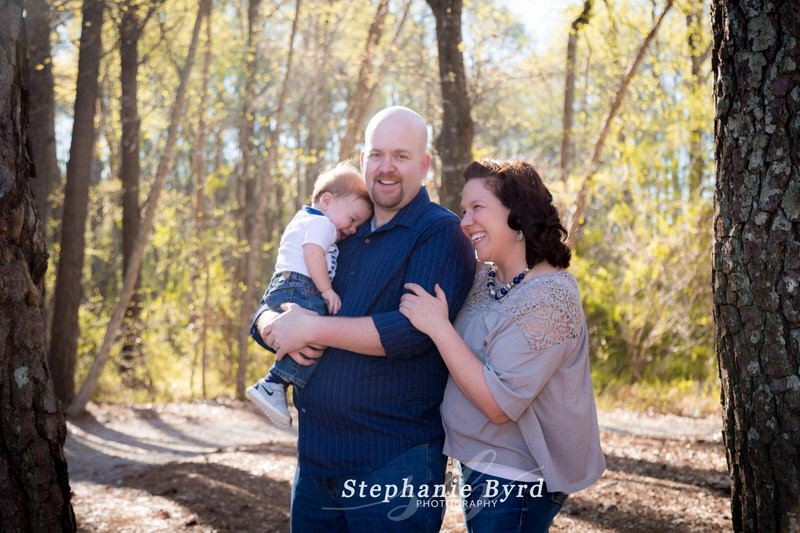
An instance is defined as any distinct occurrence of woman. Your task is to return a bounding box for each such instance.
[399,159,605,532]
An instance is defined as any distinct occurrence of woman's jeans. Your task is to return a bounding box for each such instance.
[265,271,328,388]
[459,464,567,533]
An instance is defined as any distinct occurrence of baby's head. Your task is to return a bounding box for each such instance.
[312,162,373,241]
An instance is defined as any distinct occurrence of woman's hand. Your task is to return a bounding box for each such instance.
[399,283,451,337]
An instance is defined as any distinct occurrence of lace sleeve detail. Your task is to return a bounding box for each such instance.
[509,274,584,353]
[462,263,585,354]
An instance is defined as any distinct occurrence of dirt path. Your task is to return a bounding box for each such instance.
[65,400,731,532]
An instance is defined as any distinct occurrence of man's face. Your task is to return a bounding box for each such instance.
[360,116,430,222]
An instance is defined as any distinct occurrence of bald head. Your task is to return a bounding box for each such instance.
[364,106,428,155]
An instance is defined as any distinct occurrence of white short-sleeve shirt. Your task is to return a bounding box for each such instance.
[273,206,339,279]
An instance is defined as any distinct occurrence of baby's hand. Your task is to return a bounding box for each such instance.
[321,288,341,315]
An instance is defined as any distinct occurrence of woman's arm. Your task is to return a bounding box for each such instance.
[400,283,509,424]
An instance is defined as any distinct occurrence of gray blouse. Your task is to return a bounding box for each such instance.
[441,261,606,493]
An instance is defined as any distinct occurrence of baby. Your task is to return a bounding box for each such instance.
[247,162,372,428]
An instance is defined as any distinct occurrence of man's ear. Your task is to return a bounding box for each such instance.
[420,154,431,178]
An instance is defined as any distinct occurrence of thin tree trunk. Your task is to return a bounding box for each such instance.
[299,6,329,206]
[427,0,474,214]
[363,0,412,136]
[236,0,302,397]
[338,0,389,162]
[191,0,213,399]
[560,0,593,190]
[231,0,261,385]
[26,0,59,229]
[119,0,144,387]
[48,0,105,405]
[567,0,673,249]
[712,1,800,530]
[0,2,75,528]
[67,0,209,417]
[685,0,705,194]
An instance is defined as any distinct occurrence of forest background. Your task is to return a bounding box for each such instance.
[35,0,716,414]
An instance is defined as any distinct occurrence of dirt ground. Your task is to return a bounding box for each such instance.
[65,399,732,532]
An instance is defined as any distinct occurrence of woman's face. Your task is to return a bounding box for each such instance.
[460,178,519,265]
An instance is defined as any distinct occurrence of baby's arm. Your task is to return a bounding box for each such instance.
[303,243,341,315]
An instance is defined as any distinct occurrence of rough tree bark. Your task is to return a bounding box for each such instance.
[711,1,800,531]
[48,0,104,404]
[67,0,210,417]
[560,0,593,190]
[236,0,301,397]
[427,0,473,214]
[25,0,60,227]
[0,2,75,529]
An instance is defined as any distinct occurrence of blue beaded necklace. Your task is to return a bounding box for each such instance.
[487,264,532,300]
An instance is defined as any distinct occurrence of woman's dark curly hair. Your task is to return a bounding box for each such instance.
[463,158,571,268]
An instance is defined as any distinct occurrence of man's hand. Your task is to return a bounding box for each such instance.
[260,303,326,363]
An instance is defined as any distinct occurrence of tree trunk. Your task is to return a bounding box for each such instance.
[338,0,389,162]
[0,2,75,529]
[119,0,144,387]
[231,0,261,385]
[567,0,673,249]
[190,0,212,399]
[711,1,800,531]
[427,0,474,214]
[685,0,707,195]
[25,0,60,229]
[48,0,105,405]
[67,0,209,417]
[236,0,301,397]
[560,0,593,190]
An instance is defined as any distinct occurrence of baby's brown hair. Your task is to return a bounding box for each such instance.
[311,162,371,207]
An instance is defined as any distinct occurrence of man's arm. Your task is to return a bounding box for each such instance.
[259,307,385,358]
[370,220,475,360]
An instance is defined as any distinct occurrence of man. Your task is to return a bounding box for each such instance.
[251,106,475,531]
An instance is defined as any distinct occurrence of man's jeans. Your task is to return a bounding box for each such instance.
[459,464,567,533]
[290,439,447,532]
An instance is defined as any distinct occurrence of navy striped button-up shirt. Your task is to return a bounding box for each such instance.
[255,186,475,478]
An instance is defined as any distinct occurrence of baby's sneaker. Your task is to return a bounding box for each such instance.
[246,378,291,429]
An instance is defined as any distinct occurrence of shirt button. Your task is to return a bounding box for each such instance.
[365,238,370,244]
[301,408,307,413]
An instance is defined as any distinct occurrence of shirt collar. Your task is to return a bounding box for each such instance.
[304,205,324,216]
[358,186,431,237]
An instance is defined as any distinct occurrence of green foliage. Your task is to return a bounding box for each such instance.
[46,0,717,411]
[595,375,721,417]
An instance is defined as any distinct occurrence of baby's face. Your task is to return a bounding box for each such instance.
[324,195,372,241]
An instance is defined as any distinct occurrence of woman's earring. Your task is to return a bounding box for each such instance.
[516,230,524,241]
